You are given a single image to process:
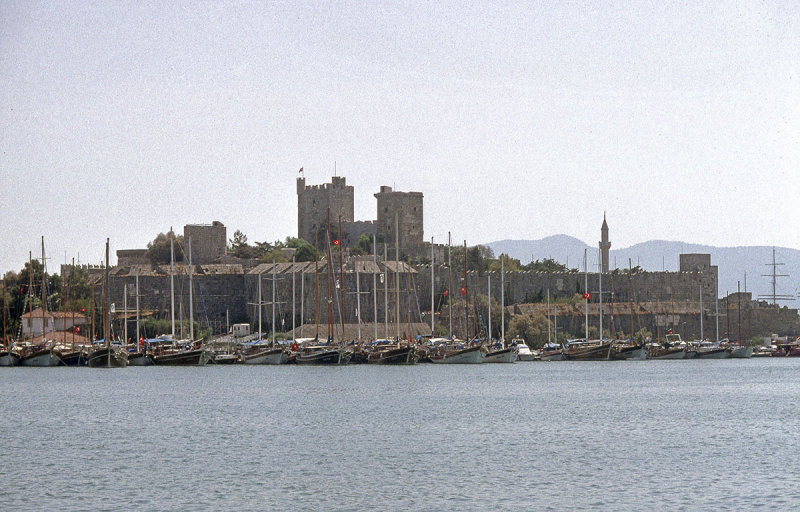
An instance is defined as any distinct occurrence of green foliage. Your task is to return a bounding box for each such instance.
[147,232,184,265]
[488,254,522,272]
[634,327,652,343]
[508,312,551,349]
[357,234,373,255]
[523,258,575,273]
[473,294,504,339]
[450,244,494,273]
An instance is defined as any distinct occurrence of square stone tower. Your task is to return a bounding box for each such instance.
[374,185,424,258]
[184,221,226,264]
[297,176,354,247]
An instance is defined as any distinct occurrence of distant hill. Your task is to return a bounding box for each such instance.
[487,236,800,303]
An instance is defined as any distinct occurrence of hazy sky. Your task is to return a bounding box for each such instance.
[2,1,799,274]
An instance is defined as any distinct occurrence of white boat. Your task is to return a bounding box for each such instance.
[693,341,731,359]
[513,339,536,361]
[729,346,753,358]
[484,344,518,363]
[242,345,289,365]
[20,348,62,366]
[429,344,485,364]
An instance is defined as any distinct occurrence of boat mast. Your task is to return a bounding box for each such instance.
[337,216,346,342]
[314,230,320,340]
[300,262,305,339]
[430,237,434,335]
[272,258,276,347]
[136,269,140,349]
[488,273,491,342]
[292,255,296,339]
[737,281,742,344]
[463,240,468,340]
[598,247,603,340]
[355,261,361,342]
[325,210,335,342]
[628,259,634,340]
[188,237,194,341]
[170,228,175,338]
[501,255,505,346]
[123,283,127,345]
[395,213,400,342]
[699,281,703,341]
[383,243,388,339]
[448,233,453,340]
[372,234,378,341]
[105,238,110,366]
[584,249,588,340]
[257,270,263,339]
[41,236,47,345]
[27,251,33,342]
[2,276,6,348]
[547,289,551,344]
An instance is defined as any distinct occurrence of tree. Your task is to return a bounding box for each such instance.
[488,254,522,272]
[523,258,574,273]
[508,312,552,348]
[147,232,184,265]
[284,237,319,262]
[357,234,373,255]
[473,294,504,339]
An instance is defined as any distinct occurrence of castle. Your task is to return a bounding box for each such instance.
[296,176,425,260]
[81,177,798,341]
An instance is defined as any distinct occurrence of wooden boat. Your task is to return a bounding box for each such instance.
[609,340,647,360]
[647,343,687,359]
[127,352,155,366]
[242,346,288,364]
[0,349,21,366]
[87,345,128,368]
[366,344,419,365]
[693,342,731,359]
[563,340,613,361]
[538,343,564,361]
[728,345,753,358]
[59,350,88,366]
[484,344,518,363]
[428,343,485,364]
[295,346,351,365]
[154,347,211,366]
[20,347,63,366]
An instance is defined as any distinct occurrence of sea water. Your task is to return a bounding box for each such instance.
[1,359,798,511]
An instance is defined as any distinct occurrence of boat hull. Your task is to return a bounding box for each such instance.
[154,349,210,366]
[60,351,88,366]
[564,342,613,361]
[87,347,129,368]
[610,345,648,361]
[429,345,485,364]
[367,346,419,365]
[295,349,350,365]
[0,351,21,366]
[694,348,731,359]
[729,346,753,358]
[648,347,687,359]
[539,349,564,361]
[20,349,63,367]
[127,352,156,366]
[484,347,518,363]
[242,348,288,365]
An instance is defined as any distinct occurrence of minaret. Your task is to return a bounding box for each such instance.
[599,213,610,273]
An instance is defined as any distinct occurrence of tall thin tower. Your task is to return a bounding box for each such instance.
[599,213,611,273]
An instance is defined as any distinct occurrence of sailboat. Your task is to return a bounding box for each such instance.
[20,241,63,367]
[241,261,288,364]
[295,212,351,365]
[87,239,128,368]
[154,236,210,366]
[0,276,20,366]
[484,257,517,363]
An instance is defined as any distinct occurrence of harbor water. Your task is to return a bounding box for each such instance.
[1,359,799,511]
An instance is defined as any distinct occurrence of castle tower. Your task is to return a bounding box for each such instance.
[599,213,610,273]
[374,186,424,258]
[297,176,354,248]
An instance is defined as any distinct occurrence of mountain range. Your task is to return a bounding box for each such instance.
[486,235,800,303]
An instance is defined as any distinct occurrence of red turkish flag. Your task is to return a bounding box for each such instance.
[332,240,340,246]
[459,287,466,296]
[443,290,449,297]
[582,293,591,299]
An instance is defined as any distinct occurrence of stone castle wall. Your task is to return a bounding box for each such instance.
[297,177,354,247]
[374,186,424,260]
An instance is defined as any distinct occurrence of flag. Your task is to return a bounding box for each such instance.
[332,239,340,246]
[582,293,591,299]
[459,287,466,296]
[443,289,449,297]
[298,167,303,173]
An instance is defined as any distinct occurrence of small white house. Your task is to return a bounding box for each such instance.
[231,323,251,338]
[21,309,86,337]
